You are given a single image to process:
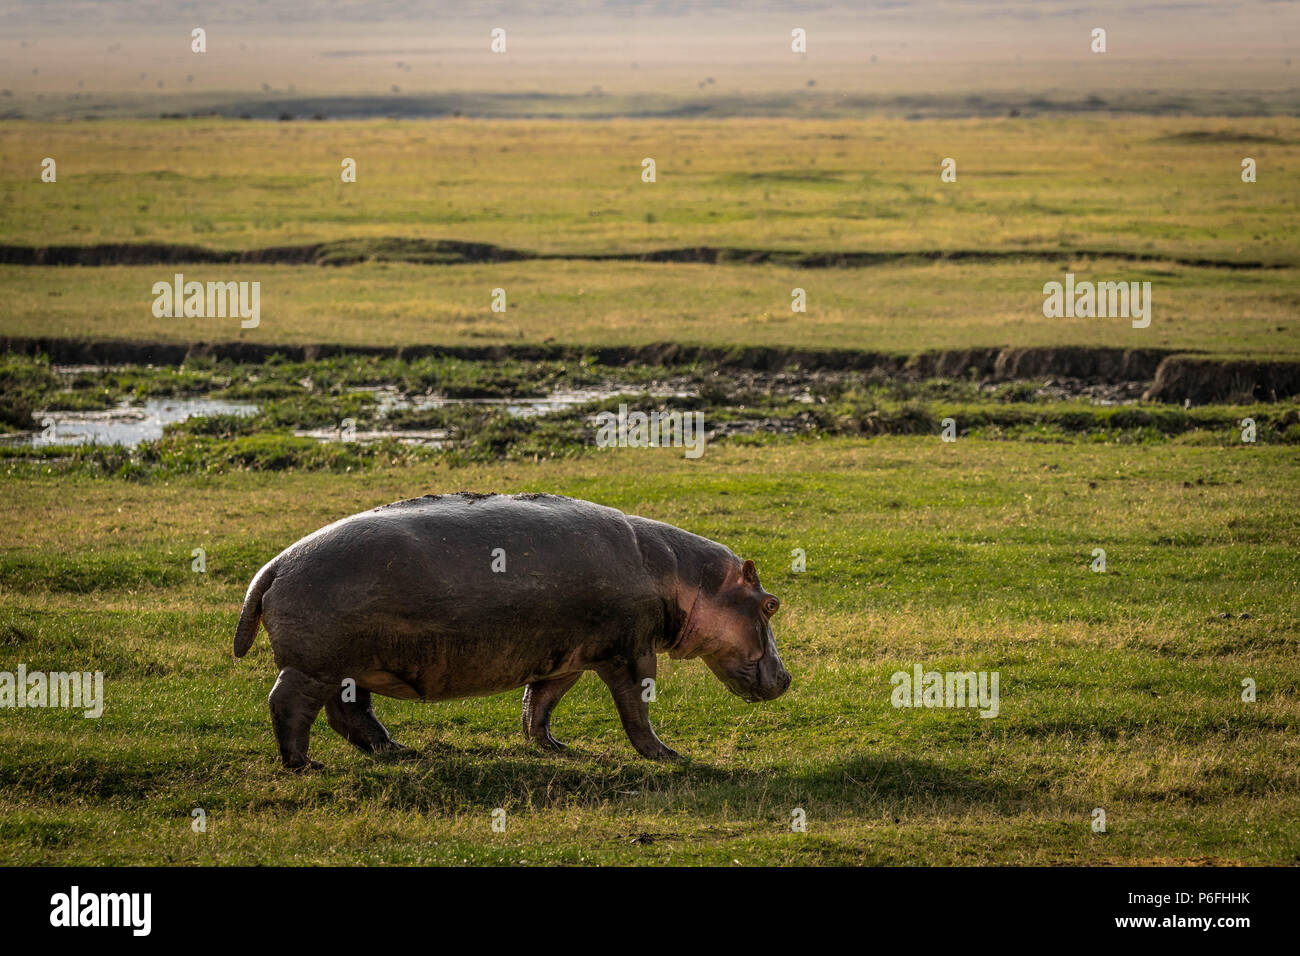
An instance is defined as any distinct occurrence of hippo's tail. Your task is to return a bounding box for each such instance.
[234,561,276,658]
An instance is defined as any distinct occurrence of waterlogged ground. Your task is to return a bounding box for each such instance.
[0,439,1297,865]
[3,353,1297,475]
[1,396,259,449]
[8,378,690,450]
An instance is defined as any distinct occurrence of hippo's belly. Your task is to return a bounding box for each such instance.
[352,582,656,701]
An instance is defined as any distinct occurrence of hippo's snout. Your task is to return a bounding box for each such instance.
[764,668,793,700]
[752,625,792,701]
[716,638,791,703]
[752,660,792,701]
[726,669,790,703]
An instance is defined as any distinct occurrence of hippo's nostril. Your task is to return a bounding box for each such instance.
[753,672,791,701]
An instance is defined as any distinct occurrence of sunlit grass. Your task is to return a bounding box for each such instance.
[1,439,1296,864]
[2,258,1296,356]
[2,116,1296,263]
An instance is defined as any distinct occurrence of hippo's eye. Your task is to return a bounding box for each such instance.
[763,597,780,616]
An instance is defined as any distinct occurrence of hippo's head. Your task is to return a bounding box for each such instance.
[672,558,791,703]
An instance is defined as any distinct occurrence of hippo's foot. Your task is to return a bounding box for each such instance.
[522,673,583,753]
[532,728,569,752]
[326,685,408,758]
[596,657,683,762]
[637,742,680,761]
[372,740,419,760]
[285,757,326,773]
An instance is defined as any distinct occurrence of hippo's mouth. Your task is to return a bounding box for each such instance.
[722,662,767,703]
[739,664,793,702]
[709,655,790,703]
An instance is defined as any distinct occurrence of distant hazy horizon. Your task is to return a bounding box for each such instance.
[2,1,1295,117]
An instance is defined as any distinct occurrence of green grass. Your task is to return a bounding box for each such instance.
[1,439,1297,864]
[3,258,1298,356]
[4,116,1298,358]
[2,110,1297,866]
[3,116,1297,262]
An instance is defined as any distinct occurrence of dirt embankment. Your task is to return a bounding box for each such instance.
[4,337,1297,404]
[0,239,528,268]
[0,239,1286,271]
[1143,356,1300,404]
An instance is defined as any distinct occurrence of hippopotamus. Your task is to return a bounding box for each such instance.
[234,493,791,769]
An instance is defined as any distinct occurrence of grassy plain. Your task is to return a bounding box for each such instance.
[1,440,1297,864]
[1,111,1298,866]
[3,259,1299,356]
[2,117,1297,262]
[3,116,1297,358]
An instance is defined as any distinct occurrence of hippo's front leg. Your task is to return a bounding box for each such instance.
[596,653,679,760]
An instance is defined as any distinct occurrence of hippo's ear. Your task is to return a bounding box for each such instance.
[742,559,760,588]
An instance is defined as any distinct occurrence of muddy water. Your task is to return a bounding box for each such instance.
[292,384,697,446]
[4,398,259,448]
[10,384,697,449]
[292,424,453,448]
[353,384,694,417]
[5,361,1162,452]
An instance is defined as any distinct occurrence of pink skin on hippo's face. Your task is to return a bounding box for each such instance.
[676,559,792,703]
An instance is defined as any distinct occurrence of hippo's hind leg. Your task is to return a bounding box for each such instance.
[268,667,333,771]
[522,672,582,751]
[325,686,409,757]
